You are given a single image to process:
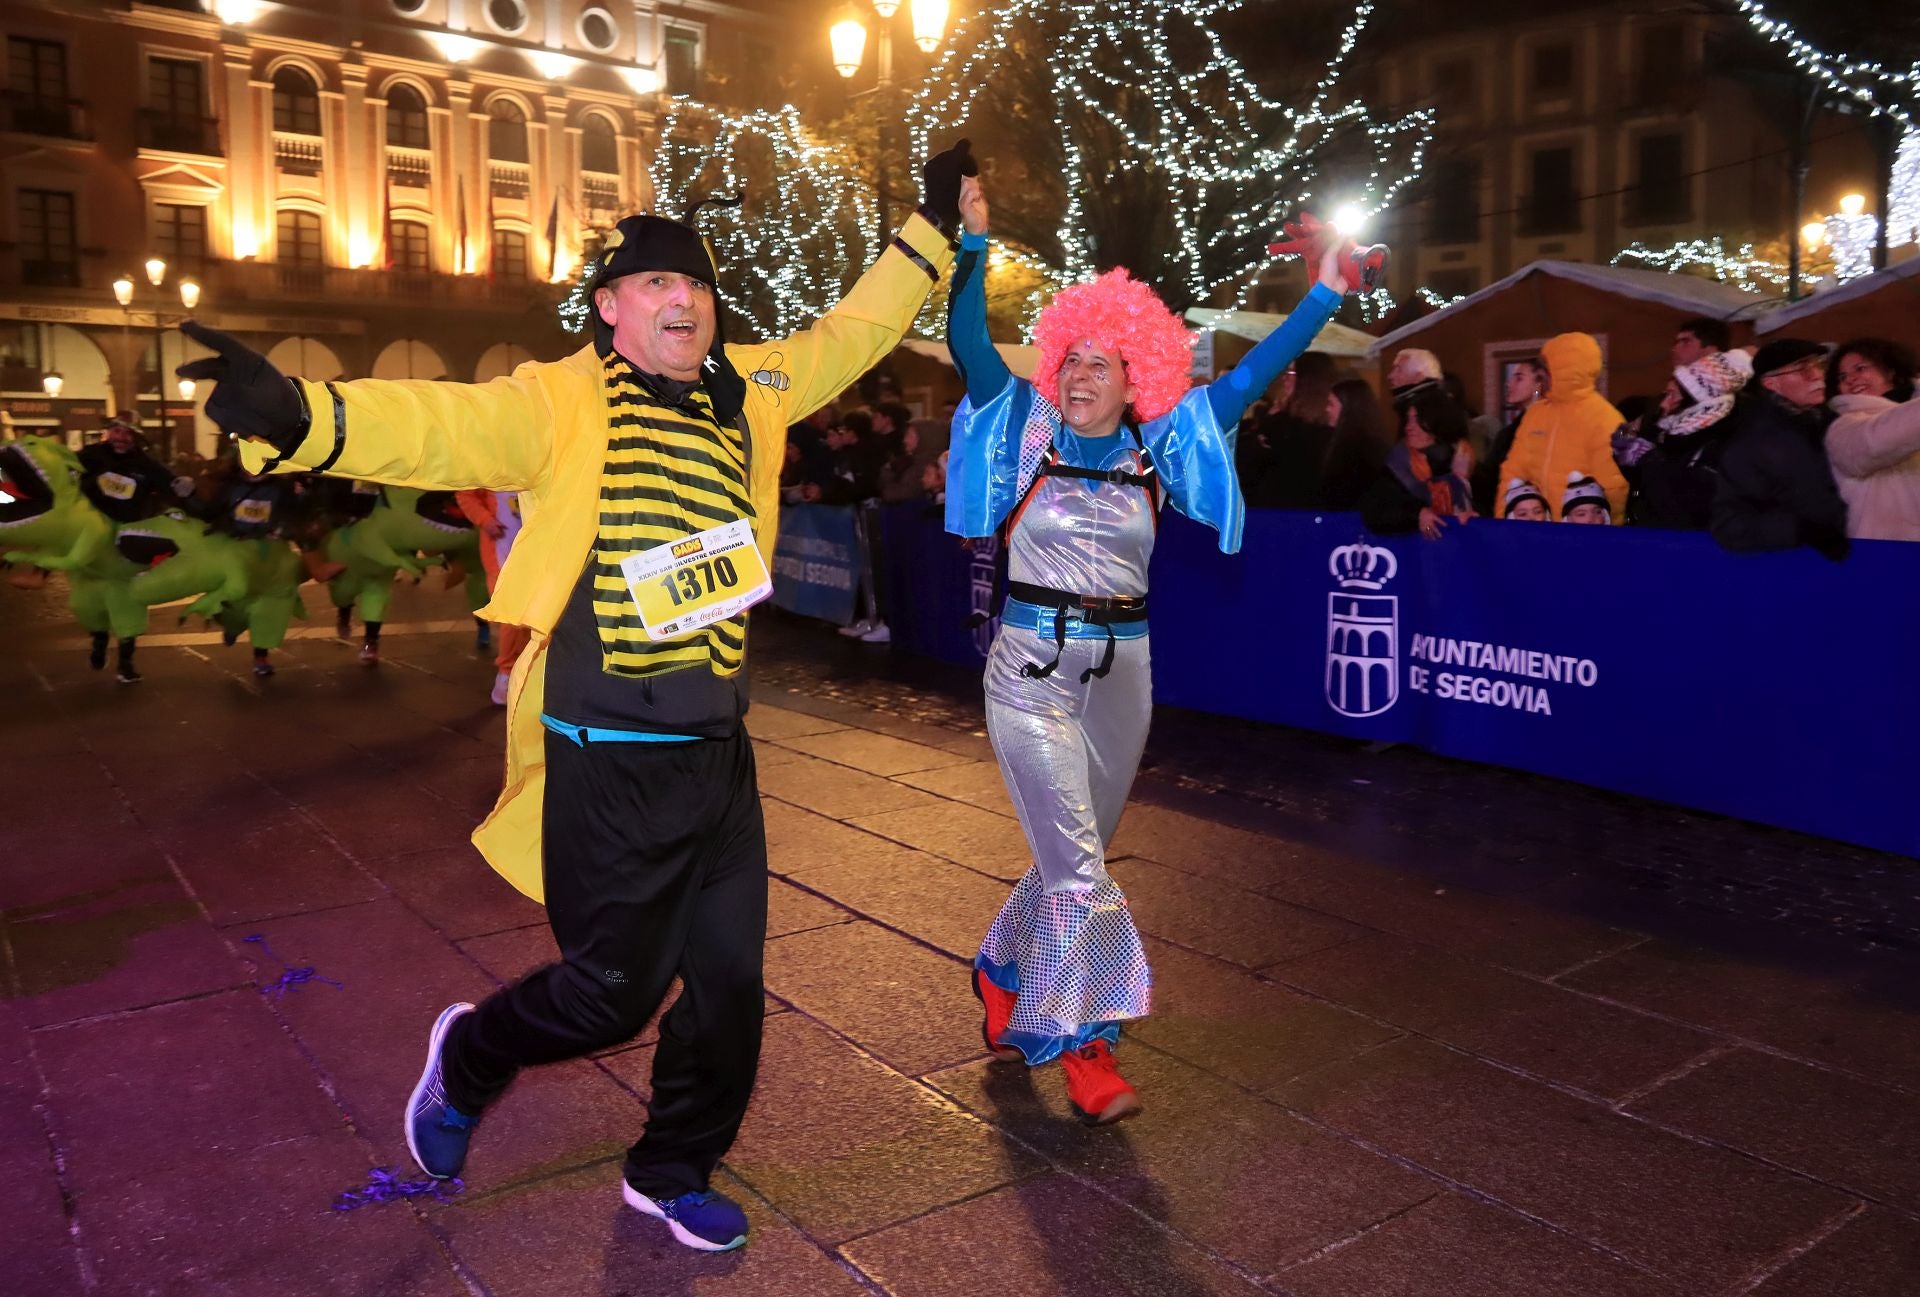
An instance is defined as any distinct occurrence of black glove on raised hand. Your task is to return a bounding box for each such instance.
[919,137,978,235]
[175,320,309,455]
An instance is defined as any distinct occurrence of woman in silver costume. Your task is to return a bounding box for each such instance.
[943,176,1362,1123]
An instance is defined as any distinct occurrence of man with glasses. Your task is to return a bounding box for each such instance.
[1710,338,1849,558]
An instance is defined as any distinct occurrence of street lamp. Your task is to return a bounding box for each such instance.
[829,0,950,242]
[42,372,63,398]
[110,257,205,460]
[177,377,197,402]
[1800,221,1827,249]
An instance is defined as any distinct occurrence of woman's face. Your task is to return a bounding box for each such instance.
[1505,365,1541,407]
[1837,352,1894,399]
[1509,498,1548,522]
[1403,407,1435,451]
[902,427,919,456]
[1057,341,1136,434]
[1659,378,1685,416]
[1325,391,1344,425]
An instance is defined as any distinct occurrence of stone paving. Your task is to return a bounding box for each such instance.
[3,580,1919,1296]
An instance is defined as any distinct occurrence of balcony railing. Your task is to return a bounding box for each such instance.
[274,131,324,175]
[137,111,221,155]
[490,161,530,200]
[0,94,90,141]
[202,258,548,308]
[582,172,619,214]
[387,145,431,189]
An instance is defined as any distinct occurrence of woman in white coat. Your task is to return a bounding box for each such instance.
[1825,338,1920,542]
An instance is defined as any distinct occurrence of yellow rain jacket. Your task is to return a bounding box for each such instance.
[1494,332,1628,520]
[240,214,956,900]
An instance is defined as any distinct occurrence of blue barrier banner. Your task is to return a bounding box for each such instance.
[878,503,999,667]
[875,503,1920,858]
[771,504,860,626]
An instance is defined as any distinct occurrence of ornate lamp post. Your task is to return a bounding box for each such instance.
[112,258,201,458]
[830,0,950,242]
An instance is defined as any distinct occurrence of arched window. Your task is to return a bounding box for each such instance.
[277,209,323,266]
[386,84,428,149]
[487,98,528,163]
[491,228,527,280]
[581,114,618,174]
[271,66,320,136]
[388,218,430,272]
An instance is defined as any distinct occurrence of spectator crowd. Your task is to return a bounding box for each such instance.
[1231,318,1920,559]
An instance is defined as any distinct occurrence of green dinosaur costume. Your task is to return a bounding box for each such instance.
[325,486,485,625]
[0,438,147,640]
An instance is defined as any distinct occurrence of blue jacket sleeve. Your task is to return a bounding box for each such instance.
[1205,282,1343,427]
[1143,389,1245,554]
[947,231,1011,407]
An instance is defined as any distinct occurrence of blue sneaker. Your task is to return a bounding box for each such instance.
[621,1181,748,1251]
[405,1002,479,1180]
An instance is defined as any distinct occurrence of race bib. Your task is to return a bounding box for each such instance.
[234,499,273,525]
[98,472,137,501]
[618,518,771,642]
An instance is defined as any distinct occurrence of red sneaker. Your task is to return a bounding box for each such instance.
[971,968,1023,1063]
[1059,1040,1141,1126]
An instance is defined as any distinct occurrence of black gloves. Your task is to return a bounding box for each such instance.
[175,320,309,456]
[920,137,978,235]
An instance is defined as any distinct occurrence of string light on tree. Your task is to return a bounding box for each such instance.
[1734,0,1917,123]
[904,0,1432,330]
[560,104,877,340]
[1824,193,1879,281]
[1611,237,1799,293]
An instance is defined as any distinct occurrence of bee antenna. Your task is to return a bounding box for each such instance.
[683,191,745,225]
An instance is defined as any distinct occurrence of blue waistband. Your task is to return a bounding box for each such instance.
[1000,597,1150,641]
[541,714,701,745]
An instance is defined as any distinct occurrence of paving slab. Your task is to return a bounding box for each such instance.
[1112,856,1361,970]
[450,1059,643,1195]
[744,701,851,741]
[6,873,246,1027]
[841,1173,1272,1297]
[292,785,483,864]
[762,922,981,1076]
[32,990,341,1194]
[756,752,941,820]
[1271,1035,1849,1292]
[1267,934,1714,1099]
[722,1013,1039,1243]
[371,844,547,940]
[1126,938,1400,1093]
[894,758,1019,817]
[848,801,1036,880]
[80,1131,462,1297]
[1747,1209,1920,1297]
[231,899,498,1168]
[774,727,975,777]
[457,924,559,988]
[1272,1191,1681,1297]
[1628,1047,1920,1213]
[1561,941,1920,1091]
[761,797,933,878]
[928,1045,1435,1277]
[793,848,1007,959]
[157,806,383,927]
[437,1162,874,1297]
[766,877,852,938]
[1109,801,1307,892]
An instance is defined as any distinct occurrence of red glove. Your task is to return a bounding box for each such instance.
[1267,211,1390,294]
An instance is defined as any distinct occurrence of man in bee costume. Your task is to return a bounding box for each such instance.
[177,140,976,1253]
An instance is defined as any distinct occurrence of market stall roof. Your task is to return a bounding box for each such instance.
[1181,310,1378,358]
[1368,260,1774,356]
[1754,252,1920,336]
[897,337,1038,379]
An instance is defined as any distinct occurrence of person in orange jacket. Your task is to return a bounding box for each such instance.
[1494,332,1628,519]
[454,488,530,704]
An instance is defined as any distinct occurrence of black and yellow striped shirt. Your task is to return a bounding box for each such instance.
[543,352,759,738]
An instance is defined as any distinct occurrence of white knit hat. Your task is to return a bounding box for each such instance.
[1561,470,1610,519]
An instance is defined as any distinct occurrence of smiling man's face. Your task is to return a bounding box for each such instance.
[595,271,717,381]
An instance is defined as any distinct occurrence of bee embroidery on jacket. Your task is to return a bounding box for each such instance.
[748,351,791,404]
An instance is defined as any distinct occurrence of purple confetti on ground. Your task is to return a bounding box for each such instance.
[242,933,344,998]
[333,1167,465,1212]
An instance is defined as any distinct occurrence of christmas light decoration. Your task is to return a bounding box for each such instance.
[560,104,878,341]
[1888,126,1920,248]
[1823,208,1878,281]
[1734,1,1916,124]
[905,0,1432,328]
[1611,237,1798,294]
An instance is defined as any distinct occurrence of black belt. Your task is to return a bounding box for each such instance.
[1005,581,1147,682]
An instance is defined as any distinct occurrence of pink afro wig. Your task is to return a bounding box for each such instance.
[1032,268,1193,423]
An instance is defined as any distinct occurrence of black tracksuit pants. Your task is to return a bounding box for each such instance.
[443,727,767,1198]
